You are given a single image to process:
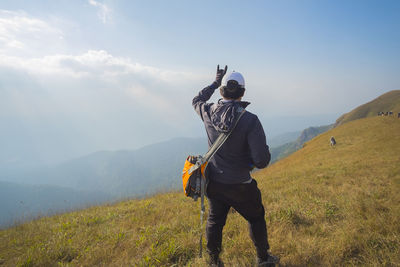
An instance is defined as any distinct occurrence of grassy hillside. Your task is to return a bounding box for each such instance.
[1,116,399,266]
[335,90,400,126]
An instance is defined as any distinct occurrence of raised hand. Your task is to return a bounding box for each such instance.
[215,65,228,86]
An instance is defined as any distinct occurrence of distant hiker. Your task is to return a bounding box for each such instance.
[389,111,393,116]
[193,65,279,267]
[398,112,400,118]
[330,136,336,146]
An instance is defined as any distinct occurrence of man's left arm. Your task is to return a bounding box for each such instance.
[247,117,271,169]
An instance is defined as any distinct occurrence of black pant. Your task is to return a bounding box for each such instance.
[206,179,270,258]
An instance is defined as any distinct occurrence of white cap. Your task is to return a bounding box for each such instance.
[221,71,245,88]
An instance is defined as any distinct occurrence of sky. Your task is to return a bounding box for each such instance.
[0,0,399,165]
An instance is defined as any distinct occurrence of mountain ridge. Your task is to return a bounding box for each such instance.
[335,89,400,126]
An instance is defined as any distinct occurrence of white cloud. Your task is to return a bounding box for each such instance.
[88,0,112,24]
[0,10,200,122]
[0,9,202,106]
[0,48,203,131]
[0,50,200,85]
[0,9,205,156]
[0,10,64,56]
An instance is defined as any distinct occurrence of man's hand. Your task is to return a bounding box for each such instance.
[215,65,228,87]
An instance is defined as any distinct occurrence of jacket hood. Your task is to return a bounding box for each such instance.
[211,100,250,133]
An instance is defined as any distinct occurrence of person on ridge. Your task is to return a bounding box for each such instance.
[192,65,279,266]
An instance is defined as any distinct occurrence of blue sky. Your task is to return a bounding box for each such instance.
[0,0,399,164]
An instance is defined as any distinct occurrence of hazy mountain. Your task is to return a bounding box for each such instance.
[260,113,339,138]
[0,181,110,228]
[270,124,333,163]
[0,137,207,227]
[268,131,301,148]
[1,137,207,198]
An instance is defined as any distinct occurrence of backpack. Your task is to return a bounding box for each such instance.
[182,155,207,200]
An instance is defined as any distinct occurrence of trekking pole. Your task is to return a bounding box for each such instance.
[199,175,206,257]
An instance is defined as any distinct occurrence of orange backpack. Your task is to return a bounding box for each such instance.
[182,155,207,200]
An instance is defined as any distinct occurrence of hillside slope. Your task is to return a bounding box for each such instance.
[0,116,399,266]
[335,90,400,126]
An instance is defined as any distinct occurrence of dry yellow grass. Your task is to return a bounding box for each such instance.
[0,116,399,266]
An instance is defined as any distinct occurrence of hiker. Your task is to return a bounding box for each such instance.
[192,65,279,267]
[398,112,400,118]
[330,136,336,146]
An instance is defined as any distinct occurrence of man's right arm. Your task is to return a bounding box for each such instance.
[192,82,219,121]
[193,65,227,121]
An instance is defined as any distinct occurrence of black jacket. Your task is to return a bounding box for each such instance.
[193,82,271,184]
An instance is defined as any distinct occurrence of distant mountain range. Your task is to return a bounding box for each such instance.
[0,137,207,228]
[270,124,333,163]
[0,181,110,227]
[268,131,301,147]
[3,137,207,197]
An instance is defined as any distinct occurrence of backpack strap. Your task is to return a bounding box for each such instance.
[199,175,206,257]
[188,108,246,175]
[202,108,246,164]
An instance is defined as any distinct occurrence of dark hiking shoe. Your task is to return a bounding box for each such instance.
[257,252,279,267]
[208,254,224,267]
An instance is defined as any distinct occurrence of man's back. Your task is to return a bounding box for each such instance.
[193,85,271,184]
